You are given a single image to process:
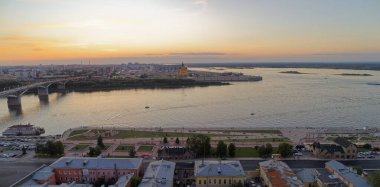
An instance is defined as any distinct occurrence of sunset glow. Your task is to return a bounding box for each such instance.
[1,0,380,64]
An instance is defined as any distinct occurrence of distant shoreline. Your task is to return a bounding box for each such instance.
[279,71,309,74]
[335,73,373,76]
[190,62,380,71]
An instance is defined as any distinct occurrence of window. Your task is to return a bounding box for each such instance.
[199,180,201,185]
[219,179,221,184]
[214,179,216,184]
[229,179,231,184]
[224,179,226,184]
[204,180,206,184]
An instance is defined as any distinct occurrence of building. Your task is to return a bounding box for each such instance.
[325,160,372,187]
[176,63,189,78]
[158,146,195,160]
[138,160,176,187]
[50,157,143,184]
[296,168,348,187]
[311,138,357,159]
[14,157,143,187]
[194,160,245,187]
[259,160,303,187]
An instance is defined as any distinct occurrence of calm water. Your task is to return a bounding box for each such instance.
[1,68,380,135]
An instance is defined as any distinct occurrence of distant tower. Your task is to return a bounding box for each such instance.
[176,62,189,78]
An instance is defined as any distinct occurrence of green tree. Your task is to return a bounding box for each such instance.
[353,165,363,175]
[258,144,273,158]
[265,143,273,156]
[369,171,380,187]
[163,137,168,144]
[363,143,372,150]
[97,135,105,148]
[129,147,136,158]
[175,137,180,144]
[88,146,102,157]
[216,141,227,158]
[228,143,236,157]
[130,176,142,187]
[278,143,293,158]
[187,134,211,157]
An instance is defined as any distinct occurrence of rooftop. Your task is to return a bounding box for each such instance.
[139,160,176,187]
[109,174,133,187]
[325,160,372,187]
[194,160,245,177]
[50,157,143,170]
[334,137,354,148]
[259,160,302,187]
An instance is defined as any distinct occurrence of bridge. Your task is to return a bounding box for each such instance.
[0,77,82,109]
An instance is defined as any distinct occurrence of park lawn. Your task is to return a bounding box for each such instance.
[358,147,371,152]
[115,145,135,152]
[69,130,87,136]
[235,147,260,157]
[138,145,153,152]
[100,145,110,150]
[213,138,289,143]
[68,130,225,140]
[210,130,282,134]
[70,144,89,151]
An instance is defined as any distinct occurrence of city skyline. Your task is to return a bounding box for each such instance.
[1,0,380,65]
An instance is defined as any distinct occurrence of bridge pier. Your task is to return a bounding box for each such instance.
[7,95,22,109]
[38,86,49,102]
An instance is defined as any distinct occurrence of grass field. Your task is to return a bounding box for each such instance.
[213,138,289,143]
[68,129,226,140]
[70,144,89,151]
[210,130,282,134]
[138,145,153,152]
[115,145,135,152]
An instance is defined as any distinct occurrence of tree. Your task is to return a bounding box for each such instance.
[363,143,372,150]
[373,147,380,152]
[97,135,105,148]
[163,137,168,144]
[187,134,211,157]
[88,146,102,157]
[175,137,180,144]
[258,144,273,158]
[35,141,64,157]
[369,171,380,187]
[129,147,136,158]
[228,143,236,157]
[278,143,293,158]
[353,166,363,175]
[131,176,142,187]
[216,141,227,158]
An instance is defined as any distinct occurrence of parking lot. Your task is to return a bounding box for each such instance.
[0,136,55,158]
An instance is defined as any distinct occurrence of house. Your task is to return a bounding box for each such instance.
[15,157,143,187]
[138,160,175,187]
[194,160,245,187]
[259,160,303,187]
[158,146,195,160]
[325,160,372,187]
[296,168,348,187]
[311,138,357,159]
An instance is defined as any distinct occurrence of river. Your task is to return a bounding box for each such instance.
[1,68,380,135]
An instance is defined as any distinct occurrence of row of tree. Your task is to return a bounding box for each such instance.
[35,141,64,157]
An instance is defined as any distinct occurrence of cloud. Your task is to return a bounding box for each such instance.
[193,0,208,5]
[169,52,226,56]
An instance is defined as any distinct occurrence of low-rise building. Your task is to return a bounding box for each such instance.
[13,157,143,187]
[158,146,195,160]
[259,160,303,187]
[194,160,245,187]
[325,160,372,187]
[311,138,357,159]
[296,168,348,187]
[139,160,175,187]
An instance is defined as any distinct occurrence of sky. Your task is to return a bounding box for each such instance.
[1,0,380,65]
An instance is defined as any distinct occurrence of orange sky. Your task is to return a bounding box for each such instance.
[1,0,380,64]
